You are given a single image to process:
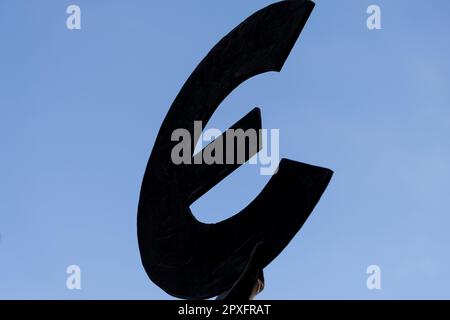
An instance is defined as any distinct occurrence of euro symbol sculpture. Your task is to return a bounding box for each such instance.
[138,0,333,300]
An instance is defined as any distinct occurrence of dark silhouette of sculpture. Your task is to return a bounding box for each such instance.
[138,0,333,300]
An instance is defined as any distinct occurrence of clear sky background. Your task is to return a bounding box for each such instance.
[1,0,450,299]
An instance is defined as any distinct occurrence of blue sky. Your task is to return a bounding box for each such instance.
[1,0,450,299]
